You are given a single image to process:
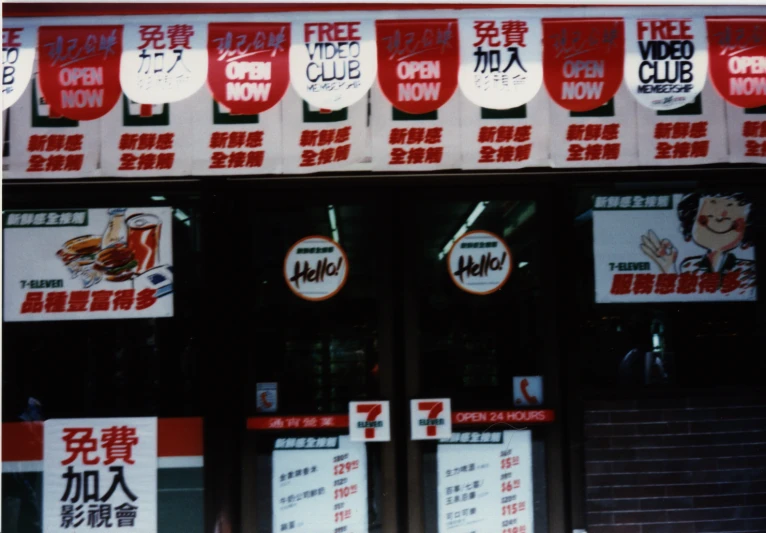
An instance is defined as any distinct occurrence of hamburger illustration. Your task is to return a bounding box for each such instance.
[56,235,102,269]
[93,244,138,282]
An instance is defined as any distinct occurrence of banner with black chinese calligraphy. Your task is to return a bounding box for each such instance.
[4,70,101,179]
[43,417,158,532]
[3,206,174,321]
[636,82,727,165]
[2,25,37,110]
[272,436,368,533]
[38,25,123,121]
[458,17,543,109]
[593,192,757,303]
[281,86,368,174]
[437,430,533,533]
[290,19,377,111]
[100,94,194,177]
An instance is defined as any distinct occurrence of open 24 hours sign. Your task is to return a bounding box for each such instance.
[3,206,174,321]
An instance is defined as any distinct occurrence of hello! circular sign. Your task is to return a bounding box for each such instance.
[284,235,348,301]
[448,230,512,295]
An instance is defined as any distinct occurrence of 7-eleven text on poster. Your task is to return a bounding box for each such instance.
[43,417,158,532]
[593,192,756,303]
[272,436,368,533]
[4,207,174,321]
[437,430,533,533]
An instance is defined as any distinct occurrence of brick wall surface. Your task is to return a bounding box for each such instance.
[584,396,766,533]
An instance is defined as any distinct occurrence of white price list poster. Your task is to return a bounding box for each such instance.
[272,436,368,533]
[437,430,533,533]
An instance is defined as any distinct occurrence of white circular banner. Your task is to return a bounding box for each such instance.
[289,19,376,111]
[448,230,512,295]
[284,235,348,301]
[458,17,543,109]
[120,23,208,104]
[2,25,36,110]
[624,17,708,111]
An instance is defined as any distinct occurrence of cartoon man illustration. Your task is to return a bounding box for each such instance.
[640,192,755,290]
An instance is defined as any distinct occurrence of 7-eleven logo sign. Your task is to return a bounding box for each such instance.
[349,401,390,442]
[411,398,452,440]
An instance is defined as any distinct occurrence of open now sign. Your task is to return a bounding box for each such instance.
[348,401,391,442]
[411,398,452,440]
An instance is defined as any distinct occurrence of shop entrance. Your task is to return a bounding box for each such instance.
[231,183,565,533]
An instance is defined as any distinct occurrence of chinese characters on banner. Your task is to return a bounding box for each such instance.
[3,25,36,110]
[121,23,208,105]
[636,82,727,165]
[544,18,637,167]
[5,71,100,179]
[290,19,377,111]
[3,207,174,321]
[272,436,368,533]
[281,86,368,173]
[100,94,193,177]
[625,17,708,111]
[37,25,123,120]
[437,430,534,533]
[43,418,157,532]
[593,193,757,303]
[458,17,543,109]
[208,22,290,115]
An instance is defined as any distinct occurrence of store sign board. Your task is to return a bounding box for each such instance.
[593,192,757,303]
[284,235,348,301]
[273,436,368,533]
[542,18,625,112]
[2,25,36,110]
[707,17,766,109]
[448,230,512,295]
[121,22,208,105]
[375,19,459,114]
[349,401,391,442]
[411,398,452,440]
[291,19,376,111]
[38,25,123,120]
[4,207,174,321]
[458,17,543,109]
[208,22,289,115]
[625,17,708,111]
[43,417,158,532]
[437,430,533,533]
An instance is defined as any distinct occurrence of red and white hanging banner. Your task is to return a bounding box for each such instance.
[208,22,289,115]
[100,94,193,177]
[625,17,708,111]
[727,104,766,162]
[458,17,543,109]
[375,19,459,115]
[290,19,377,111]
[550,84,638,167]
[543,18,625,112]
[247,415,350,430]
[371,82,460,171]
[637,81,727,165]
[121,22,207,105]
[190,87,282,175]
[460,90,549,169]
[707,17,766,109]
[3,25,37,110]
[282,86,368,174]
[5,71,100,179]
[38,25,123,121]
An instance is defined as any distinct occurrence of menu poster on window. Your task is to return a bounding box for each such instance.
[43,417,158,532]
[593,193,757,303]
[437,430,534,533]
[3,207,174,321]
[272,436,368,533]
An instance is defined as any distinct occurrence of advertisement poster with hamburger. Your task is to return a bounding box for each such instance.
[593,192,756,303]
[3,206,173,321]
